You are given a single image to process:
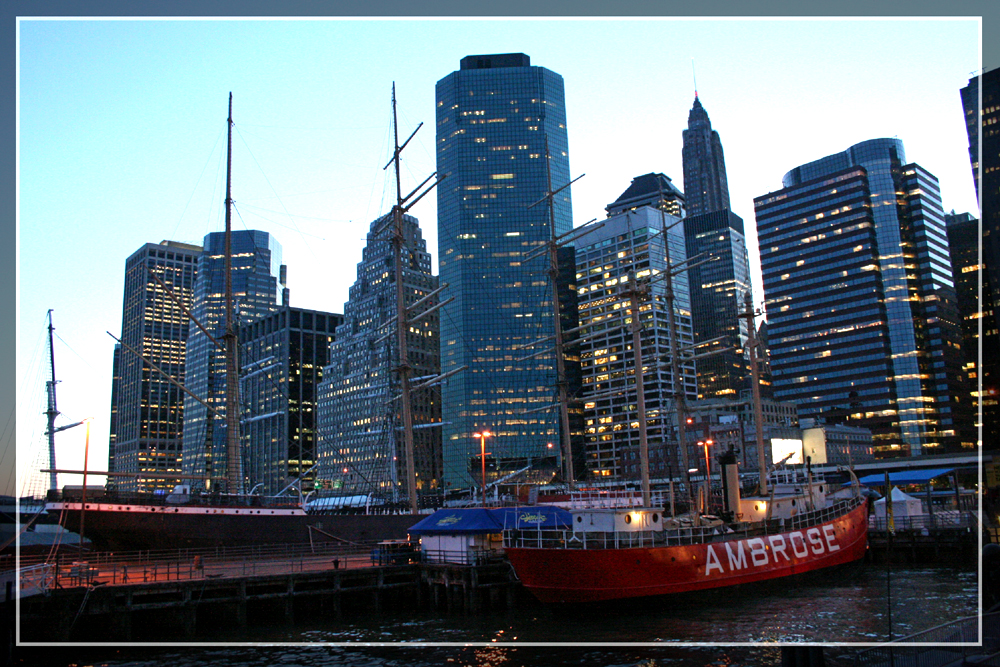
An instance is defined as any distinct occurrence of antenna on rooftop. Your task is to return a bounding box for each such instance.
[692,58,698,99]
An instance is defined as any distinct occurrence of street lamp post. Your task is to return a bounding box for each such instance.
[473,431,492,507]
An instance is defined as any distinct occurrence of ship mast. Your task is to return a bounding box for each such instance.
[742,292,768,495]
[223,92,243,495]
[45,310,58,492]
[384,83,447,513]
[521,141,595,490]
[390,85,417,513]
[43,310,86,493]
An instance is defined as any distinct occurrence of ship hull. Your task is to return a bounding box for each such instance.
[47,501,419,551]
[505,502,869,604]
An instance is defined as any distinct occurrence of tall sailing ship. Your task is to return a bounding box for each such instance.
[42,92,433,552]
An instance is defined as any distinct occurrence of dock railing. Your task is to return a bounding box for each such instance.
[13,539,400,590]
[853,611,1000,667]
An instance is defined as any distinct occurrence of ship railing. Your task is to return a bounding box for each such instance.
[47,489,302,510]
[566,489,670,509]
[504,522,742,550]
[785,497,863,533]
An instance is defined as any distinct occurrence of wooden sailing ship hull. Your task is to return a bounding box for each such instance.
[47,500,419,551]
[504,500,869,605]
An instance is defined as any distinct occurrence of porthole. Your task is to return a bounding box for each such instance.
[576,516,583,523]
[651,513,659,523]
[624,515,632,524]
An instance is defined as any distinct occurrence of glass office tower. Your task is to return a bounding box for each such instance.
[181,230,284,490]
[111,240,201,493]
[240,307,342,495]
[683,209,753,400]
[754,139,970,456]
[435,53,573,489]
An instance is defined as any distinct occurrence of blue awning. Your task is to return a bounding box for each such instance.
[858,468,955,486]
[490,506,572,530]
[408,508,502,535]
[408,506,572,535]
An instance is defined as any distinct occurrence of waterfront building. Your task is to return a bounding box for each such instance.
[181,230,285,491]
[605,172,685,219]
[107,342,121,486]
[316,212,442,501]
[946,211,996,447]
[575,206,697,481]
[435,53,574,489]
[110,240,201,493]
[682,94,730,217]
[754,139,971,457]
[800,418,875,467]
[683,209,754,400]
[960,68,1000,449]
[686,397,800,474]
[239,306,342,495]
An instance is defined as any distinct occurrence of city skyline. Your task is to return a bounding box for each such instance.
[15,17,980,494]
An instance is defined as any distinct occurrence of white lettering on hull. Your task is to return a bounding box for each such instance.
[704,524,842,577]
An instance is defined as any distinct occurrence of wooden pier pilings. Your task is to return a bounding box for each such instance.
[17,561,519,642]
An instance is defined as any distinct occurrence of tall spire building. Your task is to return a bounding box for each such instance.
[682,95,730,217]
[435,53,573,489]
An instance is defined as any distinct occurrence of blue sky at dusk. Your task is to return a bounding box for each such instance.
[13,16,982,494]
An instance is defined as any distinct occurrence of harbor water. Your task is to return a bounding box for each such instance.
[14,563,980,667]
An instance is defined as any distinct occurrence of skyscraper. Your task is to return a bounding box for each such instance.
[435,53,573,489]
[110,240,201,493]
[575,206,697,480]
[682,95,730,217]
[946,211,995,447]
[181,230,284,490]
[754,139,970,457]
[961,68,1000,449]
[605,172,686,218]
[240,306,343,495]
[316,212,441,501]
[683,209,754,400]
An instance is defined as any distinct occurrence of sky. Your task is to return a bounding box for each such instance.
[12,16,982,496]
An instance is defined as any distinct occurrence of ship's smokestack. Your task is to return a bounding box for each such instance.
[718,448,741,520]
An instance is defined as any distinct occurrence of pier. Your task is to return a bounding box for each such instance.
[15,544,520,642]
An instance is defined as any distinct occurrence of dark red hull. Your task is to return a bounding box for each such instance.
[505,502,869,604]
[48,501,419,551]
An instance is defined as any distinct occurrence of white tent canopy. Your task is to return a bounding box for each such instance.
[873,486,923,518]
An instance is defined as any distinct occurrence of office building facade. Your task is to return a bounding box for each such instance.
[316,213,442,501]
[605,172,686,218]
[682,95,730,217]
[435,53,573,489]
[239,307,342,495]
[946,211,996,446]
[110,240,201,493]
[181,230,284,491]
[961,68,1000,449]
[754,139,970,457]
[575,206,697,481]
[683,209,754,400]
